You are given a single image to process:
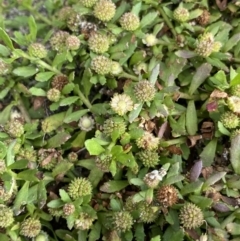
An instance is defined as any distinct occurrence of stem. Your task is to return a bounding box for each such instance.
[119,72,139,81]
[13,91,31,123]
[160,137,186,147]
[157,6,177,38]
[35,59,62,75]
[76,88,92,109]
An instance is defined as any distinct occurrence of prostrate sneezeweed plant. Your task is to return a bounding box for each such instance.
[1,0,240,240]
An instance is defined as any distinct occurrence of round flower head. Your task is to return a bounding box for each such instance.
[5,119,24,138]
[142,34,158,46]
[0,59,11,76]
[75,212,95,230]
[110,93,134,116]
[120,12,140,31]
[103,117,126,137]
[67,12,81,32]
[157,185,178,207]
[88,32,109,54]
[231,129,240,140]
[0,160,6,174]
[136,131,159,150]
[212,41,222,52]
[110,61,123,75]
[66,36,80,50]
[47,88,61,102]
[57,6,73,22]
[35,231,49,241]
[28,43,47,58]
[80,0,98,7]
[91,55,112,75]
[68,152,78,162]
[230,84,240,97]
[143,171,162,188]
[95,154,112,172]
[173,7,189,22]
[227,96,240,114]
[134,80,156,102]
[197,10,210,26]
[63,203,75,216]
[20,218,41,238]
[48,208,63,217]
[78,115,95,132]
[137,150,159,168]
[113,211,133,233]
[94,0,116,22]
[50,31,70,52]
[195,32,214,57]
[51,74,68,90]
[68,177,92,200]
[179,203,204,229]
[137,201,159,223]
[220,111,239,129]
[0,204,14,228]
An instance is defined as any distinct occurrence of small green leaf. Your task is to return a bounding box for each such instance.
[37,181,47,209]
[0,233,10,241]
[8,159,28,169]
[59,189,72,203]
[140,11,158,28]
[52,162,73,177]
[17,169,39,181]
[35,71,55,82]
[60,96,79,106]
[47,199,64,208]
[189,63,212,95]
[29,87,46,96]
[89,222,101,241]
[0,141,7,159]
[0,44,10,56]
[64,109,89,124]
[230,134,240,175]
[181,181,203,195]
[149,64,160,85]
[223,33,240,52]
[13,181,29,215]
[131,2,142,15]
[85,138,105,155]
[6,140,16,166]
[218,121,231,136]
[230,73,240,86]
[47,132,71,148]
[13,66,38,77]
[100,180,128,193]
[186,100,198,135]
[28,15,37,42]
[110,199,122,211]
[200,138,217,167]
[42,112,66,133]
[202,172,226,190]
[0,104,14,125]
[129,103,143,123]
[0,28,14,50]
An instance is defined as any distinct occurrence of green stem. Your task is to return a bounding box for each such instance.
[157,6,177,38]
[160,137,186,147]
[13,91,31,123]
[119,72,139,81]
[35,59,62,75]
[76,88,92,109]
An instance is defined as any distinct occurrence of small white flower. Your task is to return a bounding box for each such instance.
[110,93,134,116]
[142,34,158,46]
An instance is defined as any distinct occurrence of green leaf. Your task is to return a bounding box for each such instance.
[218,121,231,136]
[0,104,14,125]
[209,70,229,90]
[17,169,39,181]
[189,63,212,95]
[223,33,240,52]
[0,44,10,56]
[82,68,93,97]
[0,28,14,50]
[202,172,226,190]
[110,199,122,211]
[47,132,71,148]
[230,134,240,175]
[0,233,10,241]
[71,131,86,148]
[149,64,160,85]
[59,189,72,203]
[163,175,184,185]
[37,181,47,209]
[189,195,213,209]
[150,236,161,241]
[29,87,46,96]
[35,71,55,82]
[42,112,66,133]
[226,223,240,235]
[88,167,104,188]
[175,50,197,59]
[47,199,64,208]
[6,140,16,166]
[140,11,158,28]
[13,66,38,77]
[129,103,143,123]
[52,162,73,177]
[0,141,7,159]
[230,73,240,86]
[186,100,198,135]
[131,2,142,15]
[60,96,79,106]
[89,221,101,241]
[8,159,28,169]
[28,15,37,42]
[135,223,145,241]
[85,138,105,155]
[181,181,203,196]
[100,180,129,193]
[64,109,89,123]
[200,138,217,167]
[13,181,29,215]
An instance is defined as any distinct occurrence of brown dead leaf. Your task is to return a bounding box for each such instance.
[167,145,182,155]
[210,89,228,98]
[187,135,202,147]
[202,166,213,179]
[215,0,227,11]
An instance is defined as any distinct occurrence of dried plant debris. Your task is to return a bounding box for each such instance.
[1,0,240,240]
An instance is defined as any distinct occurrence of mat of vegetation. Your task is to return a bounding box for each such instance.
[1,0,240,240]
